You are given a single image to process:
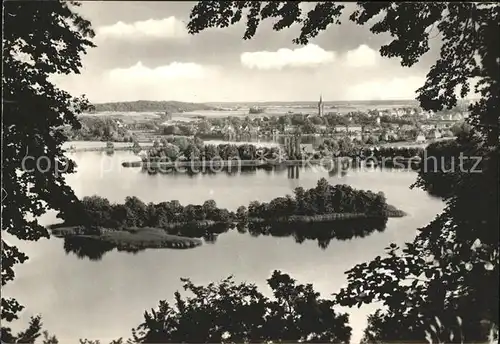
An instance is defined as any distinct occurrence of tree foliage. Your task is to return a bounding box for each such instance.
[66,116,131,142]
[188,2,499,342]
[1,315,61,344]
[2,0,95,328]
[131,271,351,343]
[247,178,390,218]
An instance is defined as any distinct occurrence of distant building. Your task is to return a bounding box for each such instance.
[421,124,435,131]
[300,143,315,155]
[318,95,325,117]
[415,133,426,143]
[347,125,363,133]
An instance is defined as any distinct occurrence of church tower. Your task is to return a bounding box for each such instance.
[318,94,324,117]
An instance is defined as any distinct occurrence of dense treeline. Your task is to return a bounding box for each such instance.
[64,116,133,142]
[364,146,423,159]
[55,179,397,262]
[242,178,388,219]
[412,134,481,198]
[144,137,425,163]
[319,138,424,159]
[162,124,196,136]
[145,136,204,160]
[92,100,215,113]
[63,196,233,232]
[63,179,391,232]
[146,139,281,162]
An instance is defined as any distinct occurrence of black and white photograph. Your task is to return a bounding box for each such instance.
[2,1,499,343]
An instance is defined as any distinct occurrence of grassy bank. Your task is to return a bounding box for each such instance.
[67,144,154,153]
[52,226,202,250]
[248,213,369,223]
[247,207,406,224]
[384,204,407,217]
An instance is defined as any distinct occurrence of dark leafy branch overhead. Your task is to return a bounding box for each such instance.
[2,0,95,325]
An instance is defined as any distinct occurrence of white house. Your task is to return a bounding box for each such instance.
[415,133,426,143]
[284,124,296,134]
[300,144,315,155]
[347,125,363,133]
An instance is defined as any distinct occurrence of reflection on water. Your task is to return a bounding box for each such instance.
[141,164,351,179]
[63,236,158,261]
[61,217,388,261]
[4,150,444,344]
[245,217,387,249]
[205,136,431,148]
[64,236,115,261]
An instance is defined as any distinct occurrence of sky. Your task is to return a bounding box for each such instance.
[52,1,445,103]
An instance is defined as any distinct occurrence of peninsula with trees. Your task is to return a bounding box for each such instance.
[51,179,406,256]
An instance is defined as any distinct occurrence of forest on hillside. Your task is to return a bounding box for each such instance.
[92,100,216,113]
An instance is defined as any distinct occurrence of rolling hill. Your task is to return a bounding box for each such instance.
[92,100,216,113]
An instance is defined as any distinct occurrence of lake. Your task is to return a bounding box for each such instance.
[3,148,444,343]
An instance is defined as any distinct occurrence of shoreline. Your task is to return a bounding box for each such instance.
[50,208,406,250]
[121,157,420,169]
[52,226,203,250]
[66,144,154,153]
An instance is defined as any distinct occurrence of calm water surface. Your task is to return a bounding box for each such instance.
[4,149,443,343]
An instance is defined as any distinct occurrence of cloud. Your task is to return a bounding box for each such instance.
[344,44,379,68]
[96,17,188,40]
[240,44,336,70]
[345,76,426,100]
[107,61,216,82]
